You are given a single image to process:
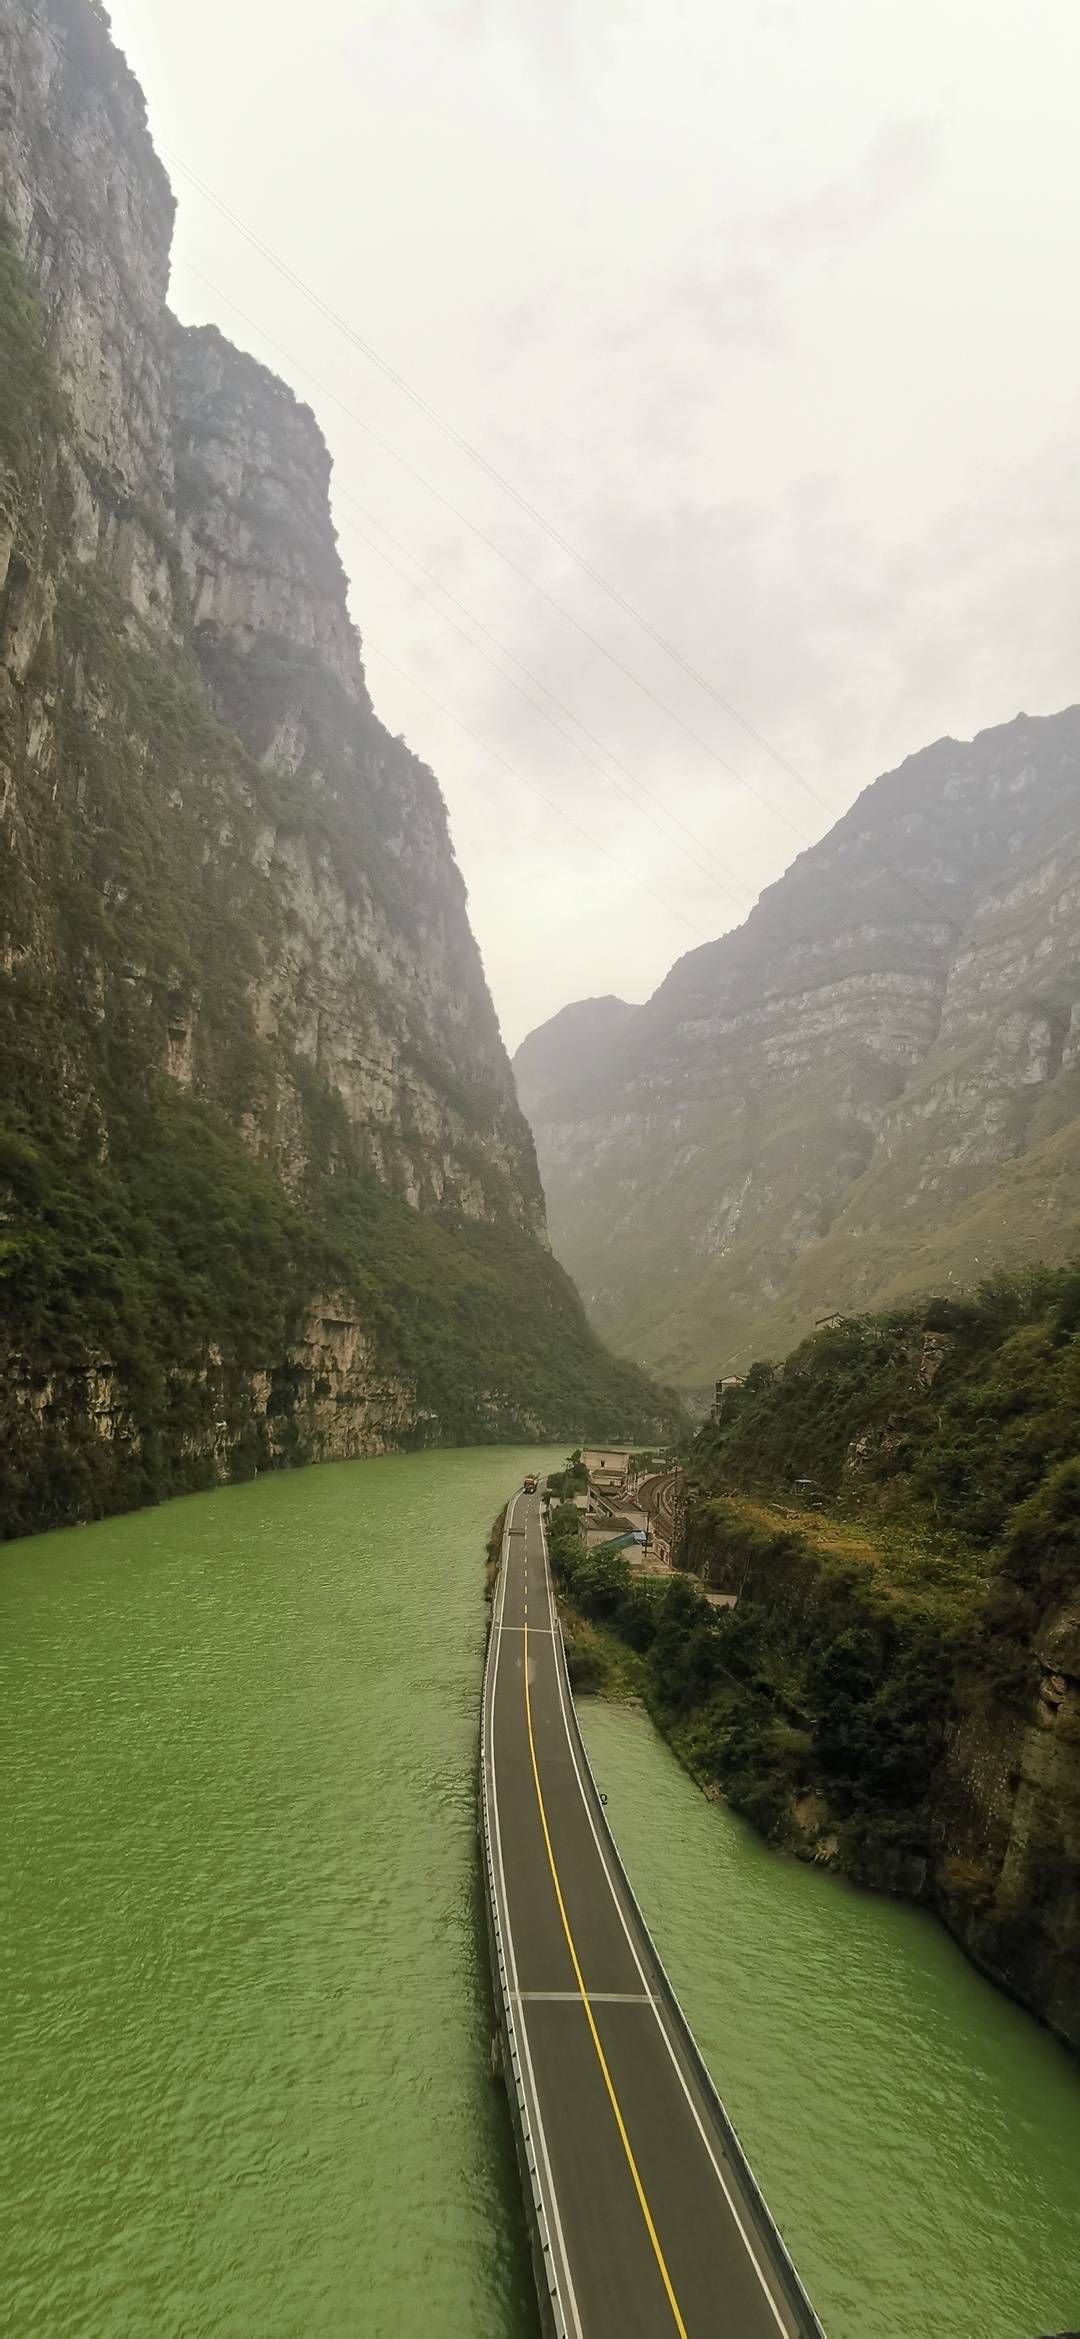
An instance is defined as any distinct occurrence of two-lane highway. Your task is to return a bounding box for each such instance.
[482,1486,825,2338]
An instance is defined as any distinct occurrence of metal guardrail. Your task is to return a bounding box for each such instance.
[479,1513,569,2339]
[541,1509,828,2339]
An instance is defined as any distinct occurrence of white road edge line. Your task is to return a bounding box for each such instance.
[516,1990,660,2005]
[539,1504,793,2339]
[487,1494,584,2339]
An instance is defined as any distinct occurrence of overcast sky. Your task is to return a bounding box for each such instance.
[109,0,1080,1050]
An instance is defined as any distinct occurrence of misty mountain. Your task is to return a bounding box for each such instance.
[515,708,1080,1383]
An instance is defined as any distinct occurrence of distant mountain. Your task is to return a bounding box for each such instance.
[514,996,642,1123]
[514,708,1080,1384]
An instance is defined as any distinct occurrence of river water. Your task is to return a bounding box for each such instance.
[578,1702,1080,2339]
[3,1450,1079,2339]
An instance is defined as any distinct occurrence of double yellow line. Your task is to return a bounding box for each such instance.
[522,1599,689,2338]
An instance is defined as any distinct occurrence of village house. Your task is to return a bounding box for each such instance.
[581,1447,635,1499]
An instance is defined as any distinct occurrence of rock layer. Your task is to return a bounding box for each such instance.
[0,0,669,1535]
[516,712,1080,1381]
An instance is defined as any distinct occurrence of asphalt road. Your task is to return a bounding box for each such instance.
[483,1487,824,2339]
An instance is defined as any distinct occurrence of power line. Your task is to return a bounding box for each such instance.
[173,265,753,908]
[164,148,834,817]
[22,1,808,826]
[364,641,713,943]
[179,259,757,899]
[173,246,973,935]
[174,259,956,932]
[11,0,722,941]
[332,488,755,906]
[339,511,750,917]
[16,0,969,938]
[175,257,807,849]
[18,0,819,813]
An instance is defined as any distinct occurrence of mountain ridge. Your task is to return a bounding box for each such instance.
[515,705,1080,1382]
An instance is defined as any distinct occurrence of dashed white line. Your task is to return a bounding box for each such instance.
[485,1493,584,2339]
[537,1505,795,2338]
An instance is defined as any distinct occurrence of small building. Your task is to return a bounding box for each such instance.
[713,1376,743,1419]
[815,1313,844,1333]
[581,1447,634,1498]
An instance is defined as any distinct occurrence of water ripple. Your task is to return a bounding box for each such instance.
[1,1450,556,2339]
[579,1698,1080,2339]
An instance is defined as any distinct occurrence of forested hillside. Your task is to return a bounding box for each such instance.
[549,1267,1080,2050]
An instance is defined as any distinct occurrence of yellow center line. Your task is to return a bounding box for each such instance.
[523,1609,689,2339]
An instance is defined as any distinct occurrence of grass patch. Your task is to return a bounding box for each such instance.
[562,1608,649,1701]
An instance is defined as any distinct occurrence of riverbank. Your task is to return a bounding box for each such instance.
[5,1451,1078,2339]
[545,1488,1080,2054]
[2,1449,561,2339]
[672,1273,1080,2049]
[576,1696,1080,2339]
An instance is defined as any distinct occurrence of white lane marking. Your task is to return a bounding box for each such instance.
[538,1516,794,2338]
[487,1494,584,2339]
[517,1990,659,2005]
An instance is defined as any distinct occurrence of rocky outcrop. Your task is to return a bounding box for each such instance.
[937,1609,1080,2047]
[0,0,670,1536]
[1,0,542,1235]
[516,713,1080,1383]
[7,1291,422,1472]
[675,1483,1080,2051]
[169,320,544,1231]
[0,0,176,624]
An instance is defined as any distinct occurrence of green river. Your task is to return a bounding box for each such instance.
[3,1449,1079,2339]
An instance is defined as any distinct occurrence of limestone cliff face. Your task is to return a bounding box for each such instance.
[7,1290,424,1476]
[677,1481,1080,2049]
[1,0,540,1233]
[168,322,544,1231]
[0,0,667,1534]
[936,1606,1080,2047]
[516,713,1080,1381]
[0,8,173,679]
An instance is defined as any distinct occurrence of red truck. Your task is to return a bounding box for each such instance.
[523,1473,539,1494]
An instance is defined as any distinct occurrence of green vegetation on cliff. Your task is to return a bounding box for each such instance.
[1,538,673,1529]
[547,1273,1080,2046]
[1,1043,669,1537]
[693,1266,1080,1586]
[547,1497,949,1867]
[0,218,675,1539]
[0,232,60,531]
[678,1270,1080,1827]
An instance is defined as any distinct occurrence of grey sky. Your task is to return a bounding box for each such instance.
[109,0,1080,1049]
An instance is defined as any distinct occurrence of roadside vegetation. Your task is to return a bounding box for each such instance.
[545,1449,589,1501]
[694,1268,1080,1555]
[691,1267,1080,1678]
[548,1270,1080,1889]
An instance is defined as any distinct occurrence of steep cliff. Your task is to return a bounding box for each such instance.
[676,1272,1080,2047]
[549,1268,1080,2046]
[0,0,673,1537]
[675,1500,1080,2051]
[516,712,1080,1383]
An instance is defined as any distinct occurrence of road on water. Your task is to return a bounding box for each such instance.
[484,1486,823,2339]
[5,1450,1080,2339]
